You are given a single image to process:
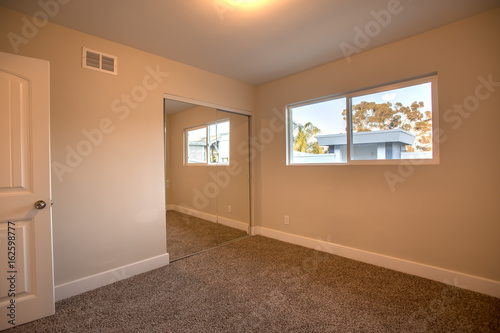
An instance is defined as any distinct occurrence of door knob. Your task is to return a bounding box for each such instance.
[34,200,47,209]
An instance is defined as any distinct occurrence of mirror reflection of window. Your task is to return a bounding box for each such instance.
[165,100,251,261]
[209,120,229,164]
[187,127,207,163]
[186,120,229,165]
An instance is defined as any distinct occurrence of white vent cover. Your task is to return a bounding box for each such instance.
[82,47,117,75]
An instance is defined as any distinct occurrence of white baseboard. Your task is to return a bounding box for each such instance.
[167,204,217,223]
[253,227,500,299]
[217,216,249,232]
[168,205,249,231]
[55,253,170,301]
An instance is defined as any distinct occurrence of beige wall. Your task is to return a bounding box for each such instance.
[0,7,254,285]
[167,106,250,224]
[1,4,498,289]
[216,110,251,224]
[254,8,500,281]
[168,106,218,215]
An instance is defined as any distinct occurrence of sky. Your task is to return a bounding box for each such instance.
[291,82,432,136]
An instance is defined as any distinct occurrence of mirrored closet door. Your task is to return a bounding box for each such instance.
[164,99,250,261]
[214,109,250,245]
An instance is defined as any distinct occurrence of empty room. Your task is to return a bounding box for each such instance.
[0,0,499,332]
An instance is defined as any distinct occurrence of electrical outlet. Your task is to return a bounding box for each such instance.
[228,205,232,213]
[284,215,289,225]
[166,180,170,188]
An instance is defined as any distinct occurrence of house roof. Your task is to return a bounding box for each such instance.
[316,129,416,146]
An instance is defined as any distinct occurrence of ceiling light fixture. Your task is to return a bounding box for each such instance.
[220,0,268,9]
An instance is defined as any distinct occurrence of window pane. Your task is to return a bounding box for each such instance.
[350,82,433,161]
[187,127,207,163]
[208,120,230,165]
[290,97,347,164]
[217,121,230,164]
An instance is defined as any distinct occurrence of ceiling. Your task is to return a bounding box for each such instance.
[1,0,498,85]
[164,99,198,115]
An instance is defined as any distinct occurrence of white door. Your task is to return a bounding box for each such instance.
[0,52,54,330]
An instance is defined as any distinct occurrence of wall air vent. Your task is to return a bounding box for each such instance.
[82,47,117,75]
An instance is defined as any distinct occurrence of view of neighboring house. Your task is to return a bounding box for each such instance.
[319,129,415,162]
[292,129,435,164]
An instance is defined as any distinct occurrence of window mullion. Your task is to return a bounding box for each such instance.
[205,126,209,165]
[346,96,352,164]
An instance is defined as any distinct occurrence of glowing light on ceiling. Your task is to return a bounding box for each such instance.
[220,0,269,9]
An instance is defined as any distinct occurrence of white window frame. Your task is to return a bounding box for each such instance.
[286,74,439,166]
[185,120,230,166]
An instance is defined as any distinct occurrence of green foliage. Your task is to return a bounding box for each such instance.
[343,101,432,152]
[293,122,325,154]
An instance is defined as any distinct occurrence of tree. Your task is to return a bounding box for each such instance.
[293,122,325,154]
[343,101,432,152]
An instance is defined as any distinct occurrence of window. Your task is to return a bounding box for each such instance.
[186,120,230,165]
[287,75,438,165]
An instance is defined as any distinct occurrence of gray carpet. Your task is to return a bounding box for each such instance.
[7,236,500,332]
[166,210,248,260]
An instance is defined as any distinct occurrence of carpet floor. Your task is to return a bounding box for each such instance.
[166,210,248,260]
[7,236,500,332]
